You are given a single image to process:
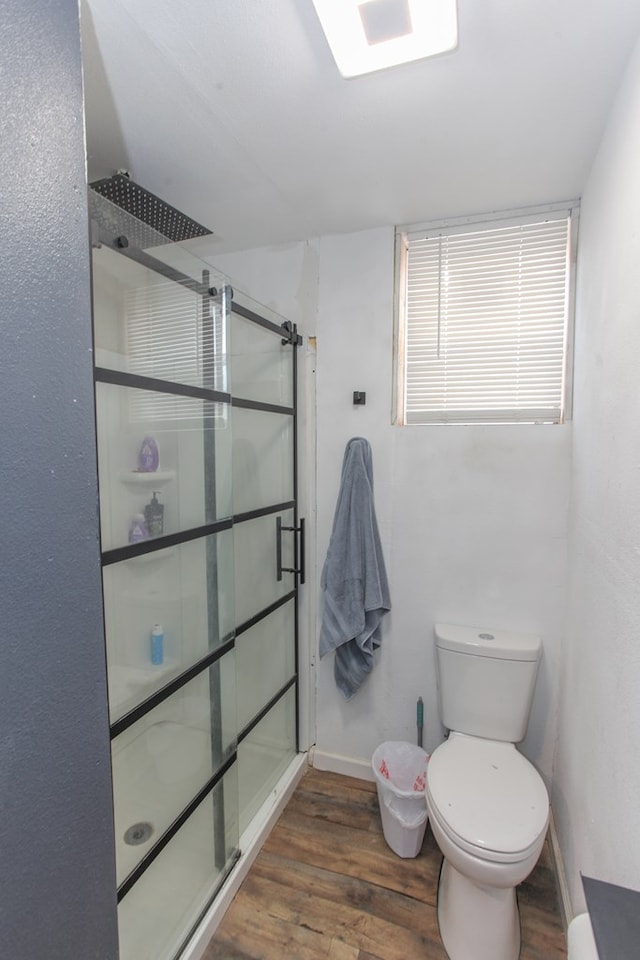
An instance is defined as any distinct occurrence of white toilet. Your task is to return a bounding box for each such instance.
[426,623,550,960]
[567,914,599,960]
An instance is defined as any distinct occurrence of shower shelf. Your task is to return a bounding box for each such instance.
[119,470,176,487]
[109,659,182,715]
[128,547,177,566]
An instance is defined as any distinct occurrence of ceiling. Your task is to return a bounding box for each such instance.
[82,0,640,254]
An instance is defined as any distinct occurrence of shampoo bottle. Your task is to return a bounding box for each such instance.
[144,491,164,538]
[128,513,149,544]
[138,436,159,473]
[151,624,164,665]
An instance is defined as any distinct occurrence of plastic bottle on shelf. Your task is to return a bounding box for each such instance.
[128,513,149,543]
[138,436,159,473]
[144,491,164,538]
[150,624,164,665]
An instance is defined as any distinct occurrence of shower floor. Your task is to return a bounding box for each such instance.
[113,719,234,960]
[203,768,567,960]
[112,720,212,883]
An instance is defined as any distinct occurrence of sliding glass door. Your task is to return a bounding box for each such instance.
[90,191,302,960]
[230,301,302,833]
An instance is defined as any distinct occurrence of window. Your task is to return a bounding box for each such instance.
[395,205,578,425]
[126,276,228,424]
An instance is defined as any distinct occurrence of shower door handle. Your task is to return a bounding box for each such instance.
[276,516,305,585]
[298,517,306,585]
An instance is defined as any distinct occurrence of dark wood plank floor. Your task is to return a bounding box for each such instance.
[203,767,566,960]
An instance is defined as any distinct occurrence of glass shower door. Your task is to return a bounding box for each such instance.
[91,193,239,960]
[230,299,303,833]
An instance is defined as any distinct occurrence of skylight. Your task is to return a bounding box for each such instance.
[311,0,458,78]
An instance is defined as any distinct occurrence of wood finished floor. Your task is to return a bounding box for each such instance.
[203,767,567,960]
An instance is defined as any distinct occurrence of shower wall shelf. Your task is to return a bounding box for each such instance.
[128,547,177,566]
[119,470,176,487]
[110,658,182,699]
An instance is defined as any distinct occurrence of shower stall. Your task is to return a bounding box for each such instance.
[90,181,304,959]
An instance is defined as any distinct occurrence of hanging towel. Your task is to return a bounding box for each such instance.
[319,437,391,699]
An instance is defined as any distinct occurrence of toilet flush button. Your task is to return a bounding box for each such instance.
[478,633,495,640]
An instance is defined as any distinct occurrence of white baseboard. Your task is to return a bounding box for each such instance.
[310,747,375,782]
[180,752,309,960]
[548,808,572,931]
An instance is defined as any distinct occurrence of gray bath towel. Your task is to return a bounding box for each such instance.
[319,437,391,699]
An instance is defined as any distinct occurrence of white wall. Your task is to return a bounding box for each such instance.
[553,34,640,912]
[314,228,571,780]
[191,32,640,919]
[213,228,572,784]
[212,241,320,335]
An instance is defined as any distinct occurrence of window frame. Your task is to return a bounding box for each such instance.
[393,202,580,426]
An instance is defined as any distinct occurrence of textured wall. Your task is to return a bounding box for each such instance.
[553,34,640,913]
[0,0,118,957]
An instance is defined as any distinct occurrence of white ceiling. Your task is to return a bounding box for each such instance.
[82,0,640,254]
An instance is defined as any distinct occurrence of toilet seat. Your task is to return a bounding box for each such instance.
[427,734,549,863]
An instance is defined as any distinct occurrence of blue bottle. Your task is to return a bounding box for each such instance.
[151,624,164,665]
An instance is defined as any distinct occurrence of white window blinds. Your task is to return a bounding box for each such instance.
[126,279,227,423]
[401,212,573,424]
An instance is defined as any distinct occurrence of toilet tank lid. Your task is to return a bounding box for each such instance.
[434,623,541,661]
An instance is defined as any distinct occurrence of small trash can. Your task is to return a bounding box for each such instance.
[372,741,429,859]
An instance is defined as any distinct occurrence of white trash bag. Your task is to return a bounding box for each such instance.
[372,741,429,857]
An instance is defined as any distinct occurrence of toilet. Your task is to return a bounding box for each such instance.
[567,914,599,960]
[426,623,550,960]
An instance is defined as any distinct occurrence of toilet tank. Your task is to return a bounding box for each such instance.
[434,623,541,743]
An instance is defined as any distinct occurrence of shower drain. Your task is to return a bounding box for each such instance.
[124,822,154,846]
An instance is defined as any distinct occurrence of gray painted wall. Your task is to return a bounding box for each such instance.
[0,0,119,957]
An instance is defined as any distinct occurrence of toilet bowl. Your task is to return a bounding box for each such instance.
[429,624,550,960]
[426,733,549,960]
[567,914,599,960]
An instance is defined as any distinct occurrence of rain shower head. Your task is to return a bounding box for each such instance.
[89,173,213,247]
